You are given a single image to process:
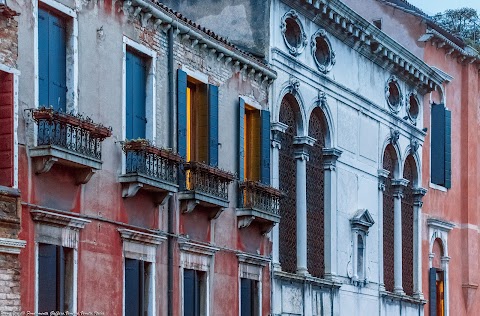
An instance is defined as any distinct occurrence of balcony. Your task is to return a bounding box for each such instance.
[237,180,282,234]
[29,107,111,184]
[178,161,235,219]
[119,139,182,204]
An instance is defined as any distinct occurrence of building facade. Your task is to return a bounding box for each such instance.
[11,0,278,314]
[342,1,480,315]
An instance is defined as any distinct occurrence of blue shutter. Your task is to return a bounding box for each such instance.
[184,269,195,316]
[241,278,253,316]
[38,244,58,313]
[125,259,141,316]
[126,51,146,139]
[429,268,437,316]
[444,109,451,189]
[431,103,445,186]
[177,69,188,158]
[238,98,245,181]
[57,246,65,311]
[208,85,219,167]
[38,9,50,108]
[48,12,67,111]
[260,110,271,185]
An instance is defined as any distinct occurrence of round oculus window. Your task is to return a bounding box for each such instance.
[281,10,307,56]
[311,30,335,73]
[385,77,402,112]
[408,94,419,121]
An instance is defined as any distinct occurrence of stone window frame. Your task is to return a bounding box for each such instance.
[281,10,307,57]
[348,209,374,285]
[178,240,219,316]
[31,209,90,314]
[310,29,336,74]
[427,218,454,316]
[121,36,157,174]
[118,228,166,316]
[385,75,403,114]
[237,253,269,316]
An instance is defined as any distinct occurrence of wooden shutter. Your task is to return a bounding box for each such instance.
[38,244,58,313]
[238,98,245,181]
[444,109,451,189]
[260,110,271,185]
[48,11,67,111]
[126,51,146,140]
[57,246,66,311]
[0,72,14,187]
[177,69,188,158]
[38,9,50,108]
[431,103,446,186]
[125,258,141,316]
[208,85,219,167]
[184,269,202,316]
[429,268,437,316]
[241,278,254,316]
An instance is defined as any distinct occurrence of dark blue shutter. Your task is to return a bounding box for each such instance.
[429,268,437,316]
[125,258,140,316]
[260,110,271,185]
[208,85,219,167]
[184,269,201,316]
[238,98,245,182]
[57,246,65,312]
[48,12,67,111]
[177,69,188,158]
[431,103,445,186]
[38,243,58,313]
[444,109,451,189]
[38,9,50,108]
[241,278,253,316]
[126,51,146,140]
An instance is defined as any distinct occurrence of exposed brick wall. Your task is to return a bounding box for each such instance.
[0,71,14,187]
[0,17,18,68]
[0,253,21,313]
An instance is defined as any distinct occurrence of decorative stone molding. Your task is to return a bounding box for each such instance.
[407,92,420,123]
[413,187,427,207]
[385,76,403,113]
[281,10,307,57]
[0,237,26,254]
[391,178,409,198]
[350,209,375,233]
[30,209,90,230]
[410,138,420,155]
[311,29,336,74]
[179,239,219,271]
[237,252,270,281]
[323,148,342,171]
[378,169,390,191]
[118,228,166,262]
[317,90,327,108]
[271,122,288,149]
[427,218,454,232]
[287,76,301,95]
[293,136,316,161]
[389,128,400,145]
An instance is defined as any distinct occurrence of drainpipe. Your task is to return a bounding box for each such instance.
[167,25,174,316]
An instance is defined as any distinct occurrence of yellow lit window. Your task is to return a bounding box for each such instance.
[244,106,261,181]
[186,80,208,163]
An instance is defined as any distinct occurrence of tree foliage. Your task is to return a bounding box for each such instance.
[432,7,480,51]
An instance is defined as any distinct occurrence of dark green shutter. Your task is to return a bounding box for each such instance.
[260,110,271,185]
[429,268,437,316]
[38,244,58,313]
[208,85,219,167]
[444,109,451,189]
[239,98,245,181]
[431,103,446,186]
[38,9,49,108]
[126,51,147,140]
[177,69,187,158]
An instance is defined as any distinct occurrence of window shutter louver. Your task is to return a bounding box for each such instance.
[429,268,437,316]
[239,98,245,182]
[125,259,141,316]
[260,110,271,185]
[177,69,188,159]
[38,9,50,108]
[431,103,446,186]
[126,51,146,140]
[48,13,67,111]
[38,244,58,313]
[444,108,452,189]
[208,85,219,167]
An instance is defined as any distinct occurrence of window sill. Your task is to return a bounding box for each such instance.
[273,270,342,288]
[429,182,448,192]
[380,291,427,305]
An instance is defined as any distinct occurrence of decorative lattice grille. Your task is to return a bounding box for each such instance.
[279,97,297,274]
[402,156,415,296]
[306,110,325,278]
[383,146,395,292]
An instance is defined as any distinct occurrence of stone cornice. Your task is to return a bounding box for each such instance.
[0,237,26,255]
[178,239,220,256]
[118,228,166,246]
[30,209,90,230]
[427,218,455,232]
[237,252,270,267]
[288,0,445,90]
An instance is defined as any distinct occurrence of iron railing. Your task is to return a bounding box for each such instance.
[183,161,234,200]
[32,107,111,160]
[122,139,182,185]
[239,180,282,216]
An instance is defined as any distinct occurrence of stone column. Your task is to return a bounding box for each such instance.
[413,187,427,299]
[293,136,315,275]
[392,178,409,295]
[323,148,342,280]
[377,169,389,291]
[270,122,287,271]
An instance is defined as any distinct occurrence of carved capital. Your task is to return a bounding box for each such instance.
[323,148,342,171]
[293,136,315,161]
[413,187,427,207]
[378,169,390,191]
[271,122,288,149]
[392,178,409,198]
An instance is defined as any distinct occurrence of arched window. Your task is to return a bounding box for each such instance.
[430,238,445,316]
[383,145,397,292]
[402,155,416,296]
[278,95,299,274]
[306,108,326,278]
[357,234,364,280]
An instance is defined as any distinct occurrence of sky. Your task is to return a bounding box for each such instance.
[407,0,480,15]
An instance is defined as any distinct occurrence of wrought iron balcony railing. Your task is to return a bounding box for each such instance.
[239,180,282,216]
[32,107,111,160]
[122,139,182,186]
[183,161,234,201]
